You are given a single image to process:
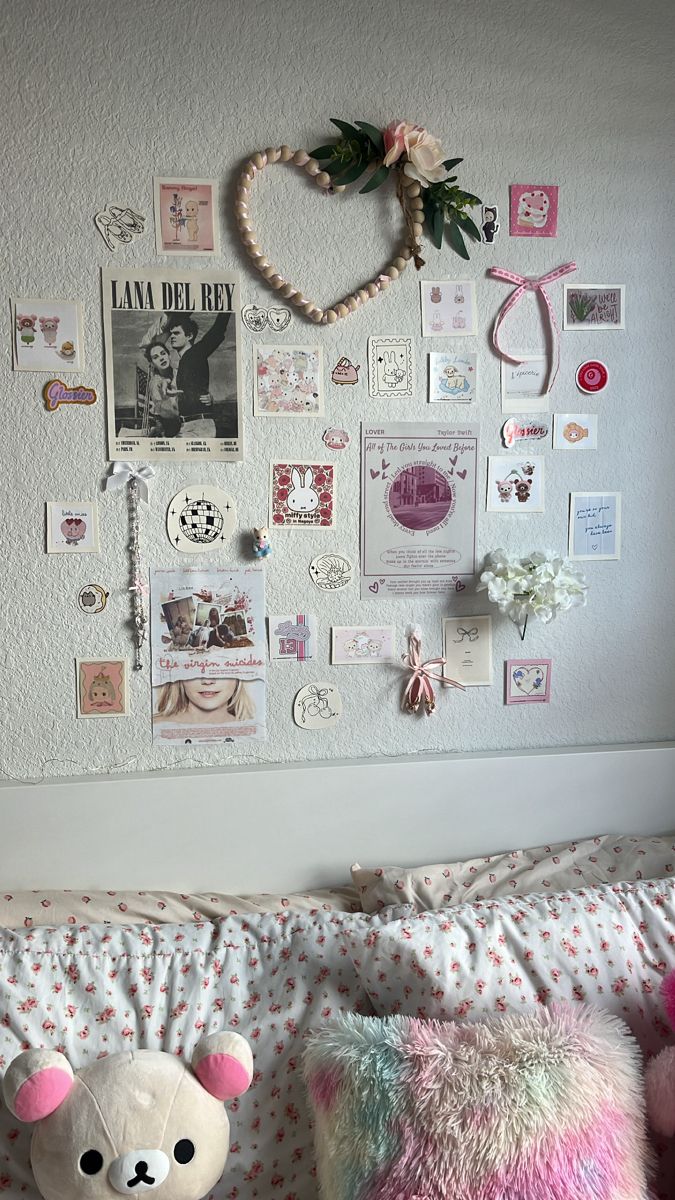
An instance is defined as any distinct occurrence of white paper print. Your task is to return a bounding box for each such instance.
[309,553,353,591]
[242,304,291,332]
[501,416,550,449]
[293,682,342,729]
[269,614,316,662]
[166,487,236,551]
[568,492,621,560]
[563,285,625,330]
[94,206,146,252]
[442,616,493,687]
[46,501,99,553]
[552,414,598,450]
[254,345,322,416]
[150,565,266,743]
[331,626,395,665]
[428,352,477,403]
[77,583,109,614]
[361,423,478,599]
[501,355,549,413]
[486,457,545,512]
[13,299,84,372]
[102,267,241,463]
[420,281,477,337]
[368,337,413,398]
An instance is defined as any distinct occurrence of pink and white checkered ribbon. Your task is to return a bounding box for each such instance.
[489,261,577,393]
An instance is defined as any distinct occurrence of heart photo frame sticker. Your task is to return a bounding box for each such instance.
[505,658,552,704]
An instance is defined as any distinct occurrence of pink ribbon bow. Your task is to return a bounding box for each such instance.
[489,261,577,394]
[402,631,464,716]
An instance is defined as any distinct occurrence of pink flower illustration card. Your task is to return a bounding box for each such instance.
[505,658,552,704]
[270,461,335,529]
[509,185,559,237]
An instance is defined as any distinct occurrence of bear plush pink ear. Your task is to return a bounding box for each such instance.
[192,1031,253,1101]
[2,1049,74,1122]
[662,969,675,1030]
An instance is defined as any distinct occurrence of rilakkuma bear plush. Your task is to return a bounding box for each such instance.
[2,1031,252,1200]
[645,969,675,1136]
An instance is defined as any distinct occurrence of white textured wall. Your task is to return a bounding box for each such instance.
[3,0,674,783]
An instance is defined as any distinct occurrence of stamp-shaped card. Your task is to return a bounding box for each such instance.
[568,492,621,560]
[420,280,477,336]
[270,461,335,528]
[486,457,544,513]
[428,352,477,403]
[269,614,317,661]
[505,658,552,704]
[553,414,598,450]
[442,615,492,686]
[76,658,129,718]
[254,345,322,415]
[331,625,395,665]
[46,501,99,553]
[368,337,413,398]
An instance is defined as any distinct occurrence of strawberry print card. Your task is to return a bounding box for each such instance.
[505,658,552,704]
[270,461,335,528]
[509,185,558,237]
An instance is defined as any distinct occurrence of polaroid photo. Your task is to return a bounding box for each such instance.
[442,615,492,686]
[254,345,323,416]
[420,280,477,337]
[505,659,552,704]
[77,658,129,718]
[331,625,395,665]
[501,354,549,413]
[553,414,598,450]
[368,336,413,398]
[429,351,477,403]
[568,492,621,560]
[563,285,625,330]
[486,457,545,513]
[13,299,84,372]
[154,177,220,255]
[46,501,99,553]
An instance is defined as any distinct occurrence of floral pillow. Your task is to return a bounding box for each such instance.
[351,832,675,913]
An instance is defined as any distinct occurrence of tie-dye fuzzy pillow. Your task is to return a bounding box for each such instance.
[304,1007,651,1200]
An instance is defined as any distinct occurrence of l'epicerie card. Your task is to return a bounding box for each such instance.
[13,299,84,372]
[553,414,598,450]
[429,352,477,403]
[421,280,477,336]
[368,336,413,398]
[331,625,395,665]
[501,354,549,412]
[154,177,220,255]
[568,492,621,560]
[254,344,322,415]
[442,615,492,686]
[76,658,128,718]
[505,658,552,704]
[486,457,544,512]
[270,461,335,528]
[269,613,317,661]
[361,422,478,598]
[46,501,99,553]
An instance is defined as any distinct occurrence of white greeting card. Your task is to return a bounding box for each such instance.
[501,355,549,413]
[442,616,492,686]
[568,492,621,560]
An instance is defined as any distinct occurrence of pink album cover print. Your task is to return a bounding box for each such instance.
[270,461,335,528]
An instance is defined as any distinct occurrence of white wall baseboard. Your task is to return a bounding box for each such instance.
[1,743,673,893]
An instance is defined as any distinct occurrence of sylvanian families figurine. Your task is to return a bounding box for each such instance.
[2,1032,253,1200]
[253,526,272,558]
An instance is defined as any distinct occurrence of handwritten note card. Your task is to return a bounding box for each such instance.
[568,492,621,560]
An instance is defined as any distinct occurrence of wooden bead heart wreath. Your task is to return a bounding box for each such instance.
[235,120,482,325]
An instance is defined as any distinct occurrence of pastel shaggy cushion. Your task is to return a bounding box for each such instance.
[304,1007,651,1200]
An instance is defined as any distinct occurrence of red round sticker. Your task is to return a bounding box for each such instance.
[576,360,608,394]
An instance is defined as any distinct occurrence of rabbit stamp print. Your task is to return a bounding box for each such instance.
[368,336,413,398]
[270,461,335,528]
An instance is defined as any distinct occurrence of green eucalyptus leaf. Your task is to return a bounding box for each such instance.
[431,207,444,250]
[442,157,463,170]
[326,157,354,177]
[447,220,470,261]
[359,163,390,194]
[456,211,482,242]
[309,144,337,160]
[354,121,385,153]
[332,158,368,186]
[462,193,482,206]
[330,118,365,141]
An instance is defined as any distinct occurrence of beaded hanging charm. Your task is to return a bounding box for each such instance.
[104,462,154,670]
[401,626,464,715]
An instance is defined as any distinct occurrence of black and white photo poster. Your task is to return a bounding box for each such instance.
[102,268,242,462]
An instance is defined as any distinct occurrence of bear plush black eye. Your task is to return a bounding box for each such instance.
[173,1139,195,1164]
[79,1150,104,1175]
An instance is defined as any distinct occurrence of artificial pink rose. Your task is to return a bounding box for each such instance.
[382,120,421,167]
[403,128,448,186]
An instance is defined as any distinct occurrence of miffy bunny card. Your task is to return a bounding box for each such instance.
[420,281,477,337]
[270,461,335,528]
[368,336,413,398]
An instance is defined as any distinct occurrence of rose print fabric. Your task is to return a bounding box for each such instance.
[0,910,396,1200]
[352,833,675,913]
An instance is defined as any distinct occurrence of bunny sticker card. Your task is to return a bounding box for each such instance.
[429,352,477,403]
[270,461,335,528]
[368,337,413,398]
[420,281,477,337]
[254,345,323,415]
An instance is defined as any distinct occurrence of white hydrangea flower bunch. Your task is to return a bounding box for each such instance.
[477,549,588,631]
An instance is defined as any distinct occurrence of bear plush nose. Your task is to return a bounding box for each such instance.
[108,1149,170,1193]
